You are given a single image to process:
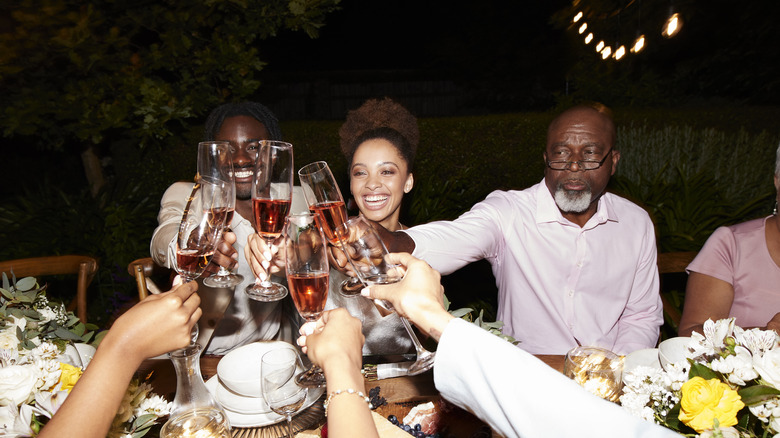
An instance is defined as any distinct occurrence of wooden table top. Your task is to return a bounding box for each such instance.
[139,353,565,437]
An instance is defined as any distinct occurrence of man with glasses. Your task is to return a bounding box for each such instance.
[381,103,662,355]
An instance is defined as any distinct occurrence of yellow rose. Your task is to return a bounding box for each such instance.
[679,376,745,433]
[58,363,82,392]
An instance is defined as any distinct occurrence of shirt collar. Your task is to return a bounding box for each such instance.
[534,179,619,227]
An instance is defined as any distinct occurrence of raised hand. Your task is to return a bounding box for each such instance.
[244,233,286,283]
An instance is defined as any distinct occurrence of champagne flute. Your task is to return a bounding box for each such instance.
[175,176,231,346]
[245,140,294,302]
[284,213,329,387]
[261,348,309,438]
[200,141,245,288]
[339,216,436,375]
[297,161,362,296]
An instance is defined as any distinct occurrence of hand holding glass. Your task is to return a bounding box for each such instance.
[284,213,329,387]
[338,216,435,375]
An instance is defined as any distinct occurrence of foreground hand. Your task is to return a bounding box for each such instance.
[244,233,286,282]
[106,281,202,362]
[297,308,364,372]
[205,231,238,275]
[361,253,453,341]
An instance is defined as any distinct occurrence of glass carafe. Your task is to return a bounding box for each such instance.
[160,344,231,438]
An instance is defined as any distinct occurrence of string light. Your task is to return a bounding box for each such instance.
[601,46,612,59]
[614,45,626,60]
[573,11,583,22]
[662,12,682,38]
[596,40,605,52]
[578,22,588,34]
[631,34,645,53]
[585,33,594,44]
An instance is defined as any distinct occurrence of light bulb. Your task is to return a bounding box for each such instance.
[596,41,605,52]
[578,23,588,34]
[573,11,583,22]
[662,12,682,38]
[601,46,612,59]
[585,33,594,44]
[631,35,645,53]
[614,45,626,60]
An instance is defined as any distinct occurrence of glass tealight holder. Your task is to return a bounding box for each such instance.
[563,346,623,403]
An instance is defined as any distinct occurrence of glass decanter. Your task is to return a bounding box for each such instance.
[160,344,231,438]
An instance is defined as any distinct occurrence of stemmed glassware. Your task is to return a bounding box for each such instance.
[174,142,233,345]
[284,213,329,387]
[297,161,362,296]
[261,348,309,438]
[338,216,436,375]
[200,141,244,289]
[245,140,294,302]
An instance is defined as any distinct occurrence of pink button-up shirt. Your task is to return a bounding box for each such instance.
[406,180,662,354]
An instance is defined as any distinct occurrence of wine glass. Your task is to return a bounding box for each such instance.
[175,176,232,346]
[563,346,623,402]
[200,141,245,288]
[261,348,309,438]
[338,216,436,375]
[297,161,362,296]
[245,140,294,302]
[284,213,329,387]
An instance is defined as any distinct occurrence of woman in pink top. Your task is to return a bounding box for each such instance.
[679,143,780,336]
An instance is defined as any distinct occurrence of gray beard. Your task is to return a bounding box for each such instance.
[554,185,592,213]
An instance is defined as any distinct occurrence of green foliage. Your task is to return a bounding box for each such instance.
[0,274,97,348]
[0,179,159,325]
[0,0,341,154]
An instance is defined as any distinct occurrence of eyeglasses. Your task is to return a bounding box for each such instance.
[546,148,614,171]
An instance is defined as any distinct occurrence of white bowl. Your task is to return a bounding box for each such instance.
[658,336,692,371]
[217,341,296,397]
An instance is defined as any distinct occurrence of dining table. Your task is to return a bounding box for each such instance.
[139,353,565,438]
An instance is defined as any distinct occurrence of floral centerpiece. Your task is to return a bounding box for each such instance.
[0,274,171,437]
[621,318,780,437]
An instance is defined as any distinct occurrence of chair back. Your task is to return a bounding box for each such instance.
[0,255,99,324]
[657,251,698,329]
[127,257,172,300]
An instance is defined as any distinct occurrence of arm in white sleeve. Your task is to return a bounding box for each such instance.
[150,182,194,268]
[433,318,678,438]
[612,216,663,354]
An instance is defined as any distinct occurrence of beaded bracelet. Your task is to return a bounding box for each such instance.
[323,388,373,416]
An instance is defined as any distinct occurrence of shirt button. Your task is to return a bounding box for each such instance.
[568,290,574,297]
[576,262,583,268]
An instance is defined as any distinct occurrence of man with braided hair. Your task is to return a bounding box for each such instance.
[151,102,308,354]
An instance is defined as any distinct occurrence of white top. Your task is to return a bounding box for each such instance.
[434,318,679,438]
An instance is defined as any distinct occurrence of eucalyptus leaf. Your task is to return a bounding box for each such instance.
[132,414,157,429]
[53,327,84,341]
[2,273,9,291]
[0,288,12,300]
[15,277,38,291]
[449,307,473,318]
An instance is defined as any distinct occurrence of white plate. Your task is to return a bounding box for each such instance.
[216,379,271,415]
[205,376,324,428]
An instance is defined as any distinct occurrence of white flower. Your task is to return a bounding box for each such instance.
[697,426,743,438]
[0,329,20,351]
[749,397,780,423]
[754,347,780,388]
[29,342,59,361]
[690,318,735,357]
[36,305,57,324]
[710,346,759,386]
[735,326,779,358]
[0,403,34,437]
[7,316,27,332]
[0,365,38,407]
[135,394,172,418]
[32,385,69,419]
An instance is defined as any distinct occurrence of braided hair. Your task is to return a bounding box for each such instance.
[204,102,282,141]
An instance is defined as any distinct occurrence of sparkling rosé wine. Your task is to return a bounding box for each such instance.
[309,200,347,245]
[176,249,214,279]
[206,207,233,228]
[253,198,291,237]
[287,271,329,320]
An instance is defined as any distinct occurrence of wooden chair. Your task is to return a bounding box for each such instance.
[657,251,698,330]
[127,257,173,300]
[0,255,99,324]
